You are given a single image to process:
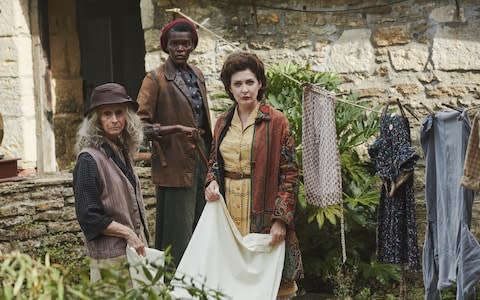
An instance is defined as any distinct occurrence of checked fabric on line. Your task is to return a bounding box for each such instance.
[302,84,343,208]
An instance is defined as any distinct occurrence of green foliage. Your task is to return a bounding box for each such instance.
[0,252,66,300]
[266,63,340,165]
[262,63,400,296]
[0,251,224,300]
[33,240,87,280]
[357,287,372,300]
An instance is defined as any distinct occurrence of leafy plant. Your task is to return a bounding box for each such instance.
[266,63,341,165]
[0,251,224,299]
[0,252,66,300]
[261,63,400,296]
[32,240,87,282]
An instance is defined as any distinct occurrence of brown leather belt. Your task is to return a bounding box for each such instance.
[224,170,251,180]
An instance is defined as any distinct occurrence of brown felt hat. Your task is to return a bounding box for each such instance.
[85,83,138,116]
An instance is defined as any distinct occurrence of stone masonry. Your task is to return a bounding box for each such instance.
[0,0,37,168]
[0,168,156,259]
[141,0,480,117]
[0,168,479,267]
[0,0,479,170]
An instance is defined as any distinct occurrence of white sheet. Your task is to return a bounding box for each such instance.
[126,246,165,292]
[171,196,285,300]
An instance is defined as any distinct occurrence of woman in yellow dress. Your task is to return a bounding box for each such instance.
[205,52,303,299]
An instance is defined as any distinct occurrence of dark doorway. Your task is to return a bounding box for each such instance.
[77,0,146,112]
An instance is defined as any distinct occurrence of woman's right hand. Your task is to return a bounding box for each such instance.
[103,221,146,256]
[177,125,200,141]
[205,180,220,201]
[126,231,146,257]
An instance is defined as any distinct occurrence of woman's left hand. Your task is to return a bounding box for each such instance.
[269,220,286,246]
[205,180,220,201]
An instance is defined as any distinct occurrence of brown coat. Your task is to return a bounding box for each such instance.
[137,58,212,187]
[207,103,303,280]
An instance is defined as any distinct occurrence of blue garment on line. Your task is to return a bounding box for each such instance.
[420,110,480,300]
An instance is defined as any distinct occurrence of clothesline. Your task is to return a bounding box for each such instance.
[165,8,381,114]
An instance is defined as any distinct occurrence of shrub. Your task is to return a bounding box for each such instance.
[264,63,400,297]
[0,250,223,300]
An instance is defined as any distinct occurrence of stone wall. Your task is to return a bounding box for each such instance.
[48,0,84,169]
[0,0,82,171]
[2,0,479,171]
[0,168,157,259]
[1,168,479,259]
[141,0,480,124]
[0,0,37,168]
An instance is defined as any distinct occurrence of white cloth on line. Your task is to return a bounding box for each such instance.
[171,195,285,300]
[126,246,165,292]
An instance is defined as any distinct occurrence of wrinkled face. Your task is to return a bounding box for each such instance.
[98,103,127,141]
[166,31,194,66]
[229,69,262,110]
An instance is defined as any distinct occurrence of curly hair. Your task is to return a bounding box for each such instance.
[220,52,267,101]
[75,106,143,158]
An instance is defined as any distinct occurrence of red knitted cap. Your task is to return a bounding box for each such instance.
[160,18,198,53]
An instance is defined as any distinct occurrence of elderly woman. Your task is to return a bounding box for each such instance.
[73,83,149,282]
[205,52,303,299]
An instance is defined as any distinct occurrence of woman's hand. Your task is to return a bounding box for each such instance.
[145,124,199,141]
[126,231,146,257]
[177,125,200,141]
[269,220,287,246]
[205,180,220,201]
[103,221,146,256]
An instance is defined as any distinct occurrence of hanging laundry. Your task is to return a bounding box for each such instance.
[171,196,285,300]
[302,84,342,207]
[368,112,420,271]
[421,110,480,300]
[461,113,480,191]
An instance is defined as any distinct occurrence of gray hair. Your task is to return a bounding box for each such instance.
[75,107,144,157]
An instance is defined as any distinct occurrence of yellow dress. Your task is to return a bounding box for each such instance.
[219,104,259,235]
[220,103,298,298]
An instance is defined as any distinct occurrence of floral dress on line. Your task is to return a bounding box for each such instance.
[368,113,421,271]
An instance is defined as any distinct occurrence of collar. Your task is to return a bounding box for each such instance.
[164,57,201,81]
[164,57,206,83]
[101,140,119,159]
[232,102,261,129]
[164,58,183,81]
[254,102,271,124]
